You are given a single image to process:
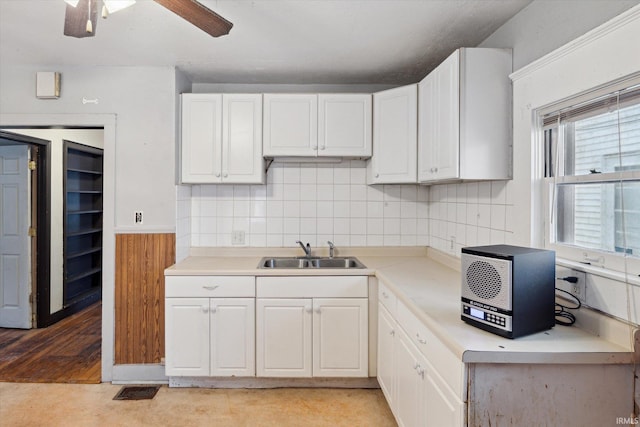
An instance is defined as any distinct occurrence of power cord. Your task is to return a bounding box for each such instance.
[555,277,581,326]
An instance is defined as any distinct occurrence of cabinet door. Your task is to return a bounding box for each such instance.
[263,94,318,156]
[312,298,368,377]
[256,298,312,377]
[222,94,264,183]
[377,303,396,406]
[425,367,464,427]
[433,50,460,180]
[165,298,210,377]
[210,298,255,377]
[369,85,417,184]
[181,94,223,183]
[394,327,424,427]
[417,72,438,182]
[318,94,372,157]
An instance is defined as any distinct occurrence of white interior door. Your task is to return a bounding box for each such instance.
[0,145,31,329]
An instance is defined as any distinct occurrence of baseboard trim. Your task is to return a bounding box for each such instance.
[111,364,168,384]
[169,376,380,389]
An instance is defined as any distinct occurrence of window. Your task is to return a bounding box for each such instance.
[541,80,640,272]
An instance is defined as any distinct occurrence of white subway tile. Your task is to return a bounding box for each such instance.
[217,185,234,200]
[266,217,284,234]
[401,201,417,218]
[334,201,350,218]
[333,235,350,246]
[350,235,367,246]
[283,200,300,218]
[250,217,266,234]
[317,184,333,201]
[383,201,401,218]
[350,168,367,184]
[266,200,283,217]
[283,167,301,184]
[384,218,401,235]
[299,184,317,201]
[251,185,267,200]
[300,167,317,184]
[478,182,491,203]
[383,185,402,201]
[334,168,350,184]
[401,235,417,246]
[456,203,467,224]
[490,204,506,231]
[283,218,300,234]
[283,184,301,200]
[217,200,234,217]
[251,200,266,218]
[350,218,367,235]
[350,184,368,201]
[477,227,491,245]
[455,223,466,245]
[367,218,383,234]
[334,185,350,201]
[367,235,383,246]
[384,235,401,246]
[477,204,491,228]
[466,182,478,203]
[491,181,507,205]
[234,185,250,200]
[367,185,384,201]
[300,200,317,218]
[300,218,317,234]
[317,167,334,184]
[317,218,333,234]
[317,201,334,218]
[334,218,350,235]
[367,201,384,218]
[266,234,284,247]
[234,200,250,217]
[401,218,417,235]
[490,229,505,245]
[249,234,267,247]
[466,204,479,226]
[466,225,478,246]
[217,217,233,235]
[350,201,367,218]
[401,185,418,201]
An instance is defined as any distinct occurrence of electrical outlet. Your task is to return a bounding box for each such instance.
[556,266,586,301]
[232,230,245,245]
[135,211,143,224]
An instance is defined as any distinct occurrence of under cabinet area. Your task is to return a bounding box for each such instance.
[256,276,369,378]
[418,48,512,183]
[165,276,256,377]
[180,93,264,184]
[368,85,418,184]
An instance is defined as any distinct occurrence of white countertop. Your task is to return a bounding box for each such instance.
[166,247,633,365]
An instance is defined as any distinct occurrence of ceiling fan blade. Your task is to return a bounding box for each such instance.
[64,0,98,38]
[154,0,233,37]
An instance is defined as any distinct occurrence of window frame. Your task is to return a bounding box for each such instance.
[537,75,640,280]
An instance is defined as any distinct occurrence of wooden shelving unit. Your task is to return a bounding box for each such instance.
[63,141,103,308]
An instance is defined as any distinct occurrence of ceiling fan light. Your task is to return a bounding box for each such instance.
[64,0,80,7]
[102,0,136,14]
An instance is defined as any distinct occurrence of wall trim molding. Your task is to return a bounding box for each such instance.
[111,364,168,384]
[510,4,640,82]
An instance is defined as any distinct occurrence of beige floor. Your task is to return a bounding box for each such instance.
[0,382,397,427]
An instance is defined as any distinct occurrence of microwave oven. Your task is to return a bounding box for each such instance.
[461,245,555,339]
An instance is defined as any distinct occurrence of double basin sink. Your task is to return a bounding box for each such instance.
[258,256,366,269]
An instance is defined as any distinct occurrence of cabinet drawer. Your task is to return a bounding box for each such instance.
[378,281,396,315]
[397,300,464,398]
[166,276,255,297]
[257,276,367,298]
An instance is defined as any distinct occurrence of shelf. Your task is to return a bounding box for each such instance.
[66,228,102,237]
[66,246,102,260]
[67,209,103,215]
[67,190,103,194]
[66,267,102,284]
[67,167,103,175]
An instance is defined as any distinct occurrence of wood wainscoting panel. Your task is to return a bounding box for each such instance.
[115,233,175,364]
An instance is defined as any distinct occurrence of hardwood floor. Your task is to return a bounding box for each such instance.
[0,302,101,384]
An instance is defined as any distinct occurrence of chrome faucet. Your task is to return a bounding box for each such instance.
[296,240,312,257]
[327,241,335,258]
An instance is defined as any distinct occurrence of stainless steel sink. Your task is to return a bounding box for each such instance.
[258,256,366,269]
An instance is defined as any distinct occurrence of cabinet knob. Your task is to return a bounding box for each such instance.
[223,173,228,178]
[434,167,438,173]
[416,333,427,344]
[215,173,221,178]
[210,305,217,313]
[202,306,209,313]
[203,285,219,291]
[320,146,326,151]
[305,306,312,313]
[375,173,379,178]
[390,330,395,336]
[312,146,318,150]
[382,292,388,298]
[315,307,321,314]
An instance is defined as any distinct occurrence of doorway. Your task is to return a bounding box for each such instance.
[0,129,103,383]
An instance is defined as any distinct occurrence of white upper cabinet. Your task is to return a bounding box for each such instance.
[222,94,264,184]
[418,48,512,183]
[368,85,418,184]
[263,94,318,157]
[181,93,264,184]
[181,94,223,184]
[264,93,372,158]
[318,94,372,157]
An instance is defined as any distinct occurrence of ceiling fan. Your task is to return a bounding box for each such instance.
[63,0,233,38]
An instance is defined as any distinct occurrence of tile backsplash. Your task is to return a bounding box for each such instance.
[427,181,515,255]
[190,161,429,248]
[180,161,514,257]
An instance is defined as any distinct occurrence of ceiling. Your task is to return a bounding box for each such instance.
[0,0,532,85]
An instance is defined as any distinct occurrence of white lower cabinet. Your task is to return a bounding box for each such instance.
[165,276,256,377]
[256,276,369,378]
[256,298,313,377]
[378,289,464,427]
[165,297,255,377]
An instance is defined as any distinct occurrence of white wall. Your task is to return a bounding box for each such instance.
[0,65,178,232]
[479,0,639,70]
[9,129,103,314]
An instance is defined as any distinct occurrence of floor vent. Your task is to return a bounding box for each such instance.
[113,385,160,401]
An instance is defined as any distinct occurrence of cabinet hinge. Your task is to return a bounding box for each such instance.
[28,160,36,171]
[28,227,36,237]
